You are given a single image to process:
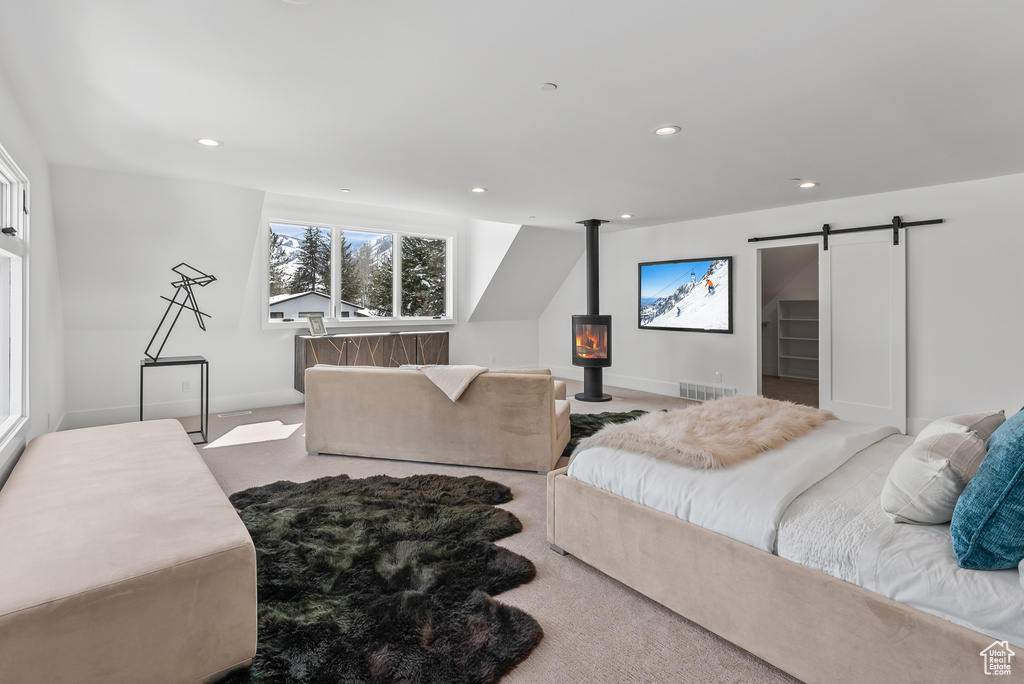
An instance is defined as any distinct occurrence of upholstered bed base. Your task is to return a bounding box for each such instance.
[547,466,1018,684]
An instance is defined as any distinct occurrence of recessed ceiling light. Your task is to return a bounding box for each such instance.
[196,138,223,147]
[620,214,633,219]
[653,126,681,136]
[340,188,351,193]
[799,181,817,189]
[470,187,487,193]
[539,83,558,92]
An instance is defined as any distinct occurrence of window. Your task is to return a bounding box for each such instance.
[337,229,393,318]
[0,142,27,447]
[267,221,451,324]
[400,236,447,317]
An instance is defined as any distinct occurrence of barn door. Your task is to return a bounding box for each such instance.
[819,230,907,432]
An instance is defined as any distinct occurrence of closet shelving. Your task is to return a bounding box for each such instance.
[777,299,818,382]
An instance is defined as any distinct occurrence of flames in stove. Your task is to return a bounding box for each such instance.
[575,324,608,359]
[572,314,611,368]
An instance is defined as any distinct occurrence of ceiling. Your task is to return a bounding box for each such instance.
[1,0,1022,231]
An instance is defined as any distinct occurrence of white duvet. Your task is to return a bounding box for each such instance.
[780,439,1024,645]
[567,419,897,552]
[572,417,1024,647]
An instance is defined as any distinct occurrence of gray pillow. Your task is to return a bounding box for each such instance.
[881,431,987,525]
[916,410,1005,443]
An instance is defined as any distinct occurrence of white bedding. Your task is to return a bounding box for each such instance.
[780,435,1024,646]
[567,419,897,552]
[861,522,1024,646]
[776,433,912,580]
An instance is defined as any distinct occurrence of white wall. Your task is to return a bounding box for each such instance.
[0,71,66,484]
[466,219,520,318]
[540,173,1024,432]
[469,225,584,322]
[52,165,274,428]
[51,178,544,428]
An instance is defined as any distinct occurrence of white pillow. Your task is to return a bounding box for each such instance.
[881,431,987,525]
[916,410,1005,443]
[915,420,969,441]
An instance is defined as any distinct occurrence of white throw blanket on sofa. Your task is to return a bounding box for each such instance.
[419,365,488,402]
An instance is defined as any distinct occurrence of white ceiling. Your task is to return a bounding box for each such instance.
[1,0,1022,231]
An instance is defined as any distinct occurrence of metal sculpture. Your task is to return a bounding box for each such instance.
[144,263,217,361]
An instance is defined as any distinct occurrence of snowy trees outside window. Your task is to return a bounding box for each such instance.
[267,221,449,322]
[288,226,332,295]
[400,236,446,317]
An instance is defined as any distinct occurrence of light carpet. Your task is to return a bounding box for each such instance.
[192,380,801,684]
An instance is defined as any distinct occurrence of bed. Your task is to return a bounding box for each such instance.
[546,402,1024,684]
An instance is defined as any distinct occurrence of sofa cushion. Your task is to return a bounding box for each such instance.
[950,408,1024,569]
[880,431,986,524]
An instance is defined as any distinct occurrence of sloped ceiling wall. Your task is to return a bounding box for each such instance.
[469,226,584,322]
[760,244,818,306]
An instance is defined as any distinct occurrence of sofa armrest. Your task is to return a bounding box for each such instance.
[553,380,567,401]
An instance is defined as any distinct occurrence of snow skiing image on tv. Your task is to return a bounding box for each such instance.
[638,257,733,333]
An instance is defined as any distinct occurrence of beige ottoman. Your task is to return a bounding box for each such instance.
[0,420,256,683]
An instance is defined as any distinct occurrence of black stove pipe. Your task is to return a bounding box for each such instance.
[575,218,612,402]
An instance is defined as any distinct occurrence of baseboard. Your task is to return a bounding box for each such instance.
[601,372,681,398]
[545,365,582,382]
[63,388,305,431]
[544,366,682,399]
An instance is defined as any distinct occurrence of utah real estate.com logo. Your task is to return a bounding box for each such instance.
[980,640,1015,676]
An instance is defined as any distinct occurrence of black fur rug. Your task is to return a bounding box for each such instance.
[561,410,647,460]
[223,474,542,683]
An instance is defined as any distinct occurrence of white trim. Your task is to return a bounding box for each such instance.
[64,388,304,431]
[0,415,28,489]
[0,140,29,455]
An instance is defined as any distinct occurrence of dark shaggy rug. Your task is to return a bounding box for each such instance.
[223,473,542,684]
[561,410,647,460]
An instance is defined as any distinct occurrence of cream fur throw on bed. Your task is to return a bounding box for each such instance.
[574,395,837,469]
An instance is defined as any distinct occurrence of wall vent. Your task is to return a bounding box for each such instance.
[679,381,737,402]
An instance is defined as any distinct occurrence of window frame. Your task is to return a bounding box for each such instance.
[0,141,29,460]
[263,219,455,330]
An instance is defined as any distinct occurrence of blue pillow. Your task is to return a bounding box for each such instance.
[951,407,1024,569]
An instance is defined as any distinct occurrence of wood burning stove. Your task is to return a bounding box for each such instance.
[572,315,611,367]
[573,219,612,402]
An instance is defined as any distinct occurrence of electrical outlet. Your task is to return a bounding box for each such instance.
[714,371,723,383]
[182,380,191,393]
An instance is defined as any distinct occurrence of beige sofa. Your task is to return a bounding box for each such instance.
[305,366,571,472]
[0,420,257,684]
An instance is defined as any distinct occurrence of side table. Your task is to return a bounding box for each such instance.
[140,355,209,444]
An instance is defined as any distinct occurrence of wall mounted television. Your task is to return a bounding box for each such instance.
[638,256,733,333]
